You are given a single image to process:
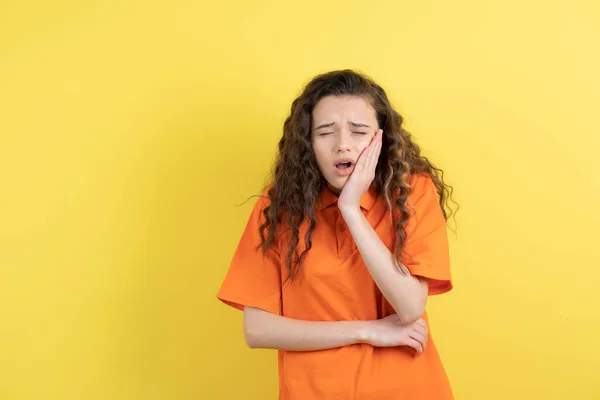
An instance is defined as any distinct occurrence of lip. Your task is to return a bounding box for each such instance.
[333,158,355,176]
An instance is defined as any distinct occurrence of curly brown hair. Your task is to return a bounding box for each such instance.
[258,69,458,281]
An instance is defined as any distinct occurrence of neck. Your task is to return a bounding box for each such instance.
[327,183,342,196]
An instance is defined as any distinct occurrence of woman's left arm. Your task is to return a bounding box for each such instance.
[338,130,428,324]
[340,206,428,324]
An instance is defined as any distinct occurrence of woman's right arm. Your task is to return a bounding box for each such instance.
[243,306,368,351]
[243,306,428,353]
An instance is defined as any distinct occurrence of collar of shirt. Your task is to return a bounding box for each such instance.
[316,184,379,212]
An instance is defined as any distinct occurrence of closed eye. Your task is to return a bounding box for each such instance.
[318,131,367,136]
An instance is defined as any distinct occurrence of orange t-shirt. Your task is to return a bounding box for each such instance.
[217,173,454,399]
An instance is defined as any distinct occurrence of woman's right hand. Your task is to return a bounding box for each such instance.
[363,315,429,354]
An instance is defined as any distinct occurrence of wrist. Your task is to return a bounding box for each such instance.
[339,204,362,219]
[351,320,372,344]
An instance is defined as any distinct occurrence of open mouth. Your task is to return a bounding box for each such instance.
[334,159,355,176]
[336,161,353,169]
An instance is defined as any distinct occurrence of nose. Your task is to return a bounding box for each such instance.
[335,130,351,153]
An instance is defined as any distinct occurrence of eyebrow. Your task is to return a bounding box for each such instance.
[314,121,371,130]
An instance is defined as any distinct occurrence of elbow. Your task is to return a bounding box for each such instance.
[243,324,260,349]
[242,307,264,349]
[393,301,426,325]
[244,335,259,349]
[397,308,425,325]
[392,277,429,325]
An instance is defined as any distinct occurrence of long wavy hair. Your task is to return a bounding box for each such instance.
[258,69,457,280]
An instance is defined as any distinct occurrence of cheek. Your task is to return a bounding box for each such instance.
[312,143,328,168]
[355,134,373,150]
[357,143,369,155]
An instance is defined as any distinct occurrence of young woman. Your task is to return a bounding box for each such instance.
[217,69,457,399]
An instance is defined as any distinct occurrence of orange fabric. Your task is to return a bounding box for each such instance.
[217,173,454,399]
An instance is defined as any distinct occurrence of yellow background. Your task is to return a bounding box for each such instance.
[1,1,599,399]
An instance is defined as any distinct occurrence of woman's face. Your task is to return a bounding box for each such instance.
[311,95,379,194]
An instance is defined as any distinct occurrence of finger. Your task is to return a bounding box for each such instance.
[408,333,427,353]
[374,132,382,164]
[369,133,381,164]
[375,129,383,146]
[415,319,428,330]
[413,323,428,337]
[356,146,370,172]
[410,330,428,350]
[372,130,383,164]
[405,337,424,354]
[364,148,375,176]
[366,131,382,173]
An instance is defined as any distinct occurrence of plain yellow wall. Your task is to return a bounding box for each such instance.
[1,1,599,399]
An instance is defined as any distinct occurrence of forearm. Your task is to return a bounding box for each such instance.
[340,207,427,324]
[243,306,368,351]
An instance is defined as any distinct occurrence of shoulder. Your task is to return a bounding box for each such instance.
[237,186,273,231]
[249,185,273,212]
[407,172,437,204]
[247,185,290,238]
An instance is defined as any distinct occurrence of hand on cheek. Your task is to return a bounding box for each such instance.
[338,129,383,211]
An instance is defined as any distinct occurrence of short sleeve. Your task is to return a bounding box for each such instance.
[216,195,282,314]
[402,174,453,296]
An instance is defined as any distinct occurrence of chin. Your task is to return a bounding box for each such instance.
[326,179,346,195]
